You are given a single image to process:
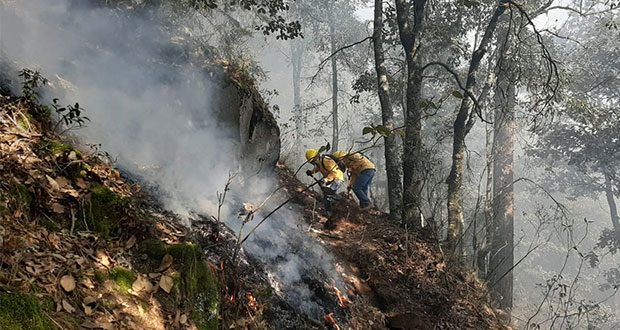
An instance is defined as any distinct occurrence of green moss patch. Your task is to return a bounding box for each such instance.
[0,292,56,330]
[141,241,220,330]
[16,111,34,131]
[170,244,219,330]
[94,269,107,284]
[32,140,88,181]
[33,139,79,158]
[80,184,129,237]
[109,267,136,294]
[8,182,32,215]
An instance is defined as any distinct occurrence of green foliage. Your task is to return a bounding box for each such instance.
[17,69,52,125]
[18,69,48,104]
[451,90,464,99]
[361,124,404,140]
[0,292,56,330]
[109,267,137,294]
[51,98,89,131]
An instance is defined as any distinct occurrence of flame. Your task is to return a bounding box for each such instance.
[334,287,350,309]
[322,313,340,330]
[247,292,257,310]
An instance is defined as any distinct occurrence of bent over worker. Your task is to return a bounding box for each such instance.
[305,149,344,216]
[333,151,375,210]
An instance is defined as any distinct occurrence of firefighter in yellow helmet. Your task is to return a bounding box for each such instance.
[305,149,345,215]
[333,151,375,210]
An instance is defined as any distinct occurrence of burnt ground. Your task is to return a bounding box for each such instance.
[275,164,511,330]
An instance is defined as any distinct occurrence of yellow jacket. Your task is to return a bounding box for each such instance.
[311,156,344,182]
[340,153,375,188]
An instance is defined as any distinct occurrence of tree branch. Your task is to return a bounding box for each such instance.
[308,36,373,87]
[421,61,488,122]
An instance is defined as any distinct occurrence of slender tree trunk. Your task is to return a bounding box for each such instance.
[395,0,427,229]
[329,4,339,151]
[373,0,403,222]
[477,110,494,277]
[291,40,304,145]
[488,71,515,316]
[604,173,620,231]
[446,4,506,247]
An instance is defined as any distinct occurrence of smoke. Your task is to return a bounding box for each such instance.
[0,0,345,318]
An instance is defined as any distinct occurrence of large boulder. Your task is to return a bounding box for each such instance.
[202,64,281,175]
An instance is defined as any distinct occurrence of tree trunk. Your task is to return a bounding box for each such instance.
[445,4,506,247]
[476,108,494,276]
[395,0,427,229]
[329,4,339,152]
[373,0,403,222]
[291,39,304,145]
[604,173,620,232]
[488,70,515,316]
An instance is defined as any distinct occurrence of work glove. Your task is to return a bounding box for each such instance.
[306,170,313,177]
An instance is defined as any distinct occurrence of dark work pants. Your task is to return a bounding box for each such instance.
[352,169,375,208]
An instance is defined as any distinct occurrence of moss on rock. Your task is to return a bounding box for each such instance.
[0,292,56,330]
[141,239,168,261]
[109,267,136,294]
[141,241,220,330]
[32,139,88,181]
[81,184,128,237]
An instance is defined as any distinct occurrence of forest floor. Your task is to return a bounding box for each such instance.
[0,94,254,330]
[275,164,511,330]
[0,91,510,330]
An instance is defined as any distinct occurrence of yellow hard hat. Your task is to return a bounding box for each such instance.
[333,151,346,159]
[305,149,319,161]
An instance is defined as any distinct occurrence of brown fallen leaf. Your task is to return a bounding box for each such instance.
[82,277,95,289]
[95,250,111,267]
[55,176,70,189]
[148,273,161,279]
[125,235,137,249]
[156,254,173,272]
[46,175,60,191]
[83,305,93,316]
[51,203,65,214]
[83,296,97,305]
[60,275,76,292]
[159,275,174,293]
[99,322,115,330]
[82,320,99,329]
[62,299,75,313]
[76,178,89,189]
[131,276,153,293]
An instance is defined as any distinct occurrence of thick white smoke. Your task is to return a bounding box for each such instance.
[0,0,345,318]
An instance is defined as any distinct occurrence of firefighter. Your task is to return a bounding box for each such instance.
[333,151,375,210]
[305,149,345,216]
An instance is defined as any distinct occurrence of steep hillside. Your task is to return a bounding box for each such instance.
[0,66,509,330]
[274,165,511,330]
[0,91,224,329]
